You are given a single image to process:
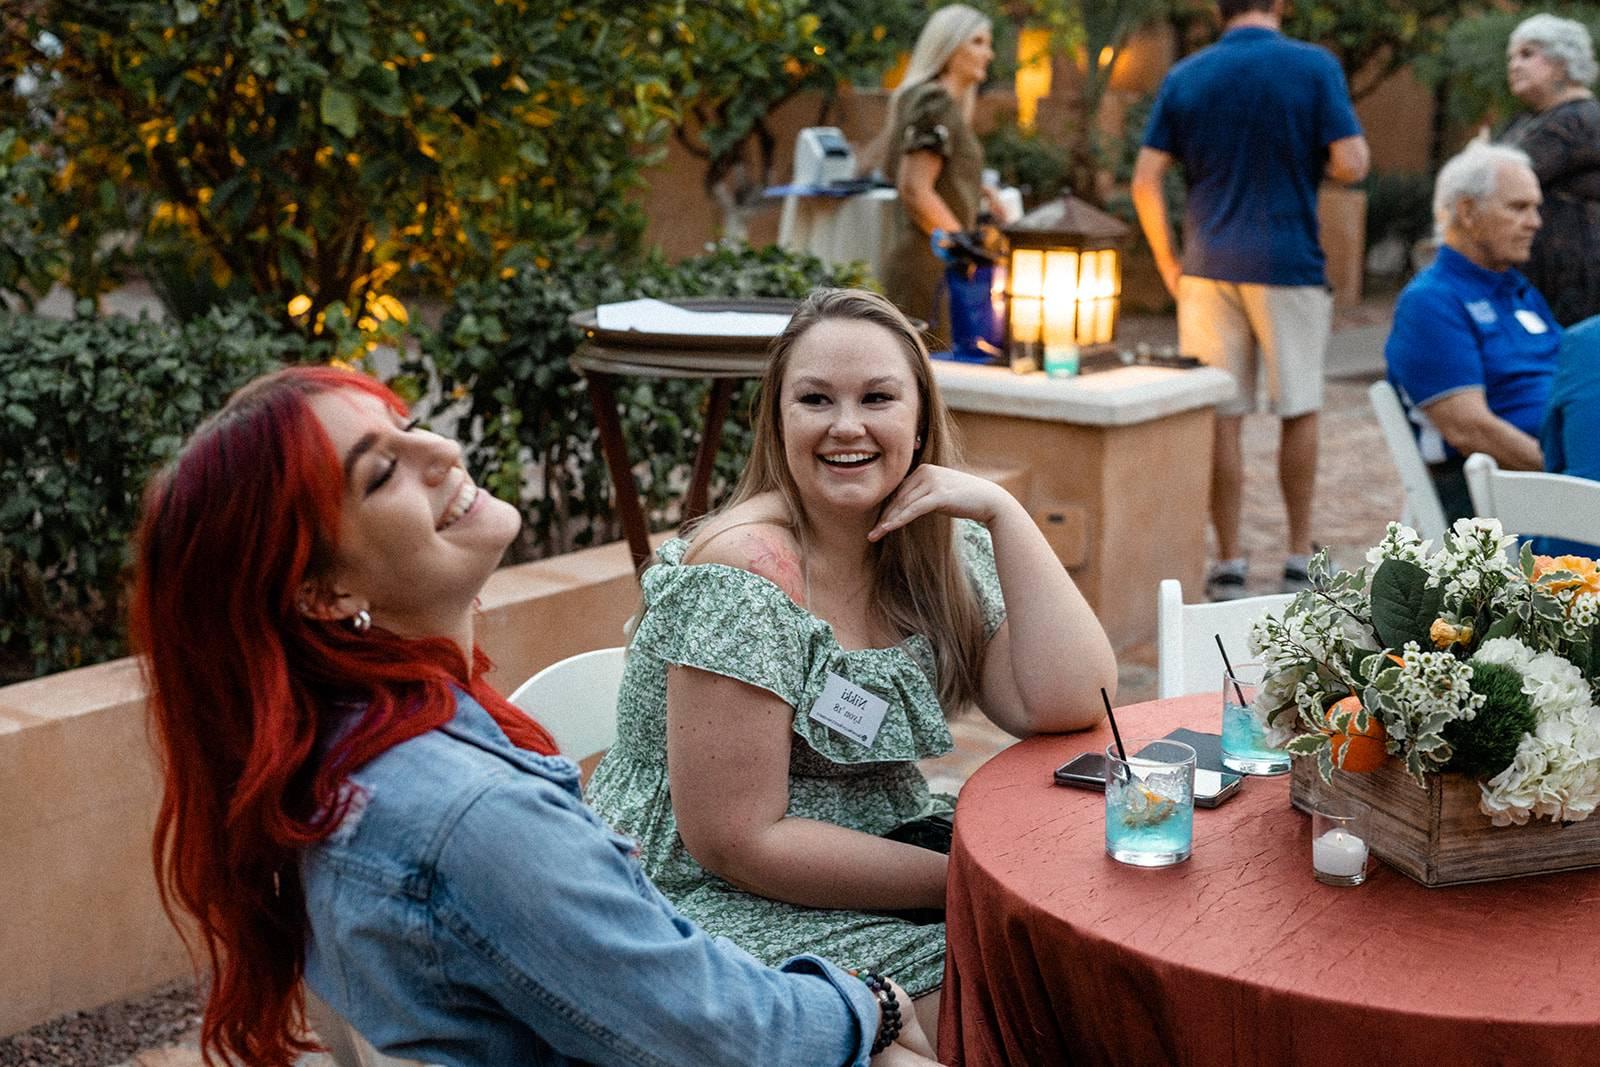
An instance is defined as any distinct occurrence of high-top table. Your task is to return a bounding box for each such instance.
[939,693,1600,1067]
[570,300,790,571]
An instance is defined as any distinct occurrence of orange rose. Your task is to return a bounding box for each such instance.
[1429,618,1473,649]
[1532,555,1600,596]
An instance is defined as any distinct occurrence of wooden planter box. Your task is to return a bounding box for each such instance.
[1289,757,1600,886]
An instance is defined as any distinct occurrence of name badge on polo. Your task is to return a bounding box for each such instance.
[1514,309,1550,334]
[808,672,889,748]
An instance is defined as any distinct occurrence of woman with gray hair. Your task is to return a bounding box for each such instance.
[868,5,997,341]
[1499,13,1600,325]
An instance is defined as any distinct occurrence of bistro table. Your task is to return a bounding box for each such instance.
[569,299,792,571]
[939,693,1600,1067]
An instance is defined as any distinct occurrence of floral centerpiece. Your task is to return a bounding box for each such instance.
[1249,520,1600,827]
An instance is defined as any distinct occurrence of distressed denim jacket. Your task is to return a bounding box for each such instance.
[301,692,877,1066]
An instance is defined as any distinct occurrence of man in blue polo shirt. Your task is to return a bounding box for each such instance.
[1384,141,1559,524]
[1132,0,1369,600]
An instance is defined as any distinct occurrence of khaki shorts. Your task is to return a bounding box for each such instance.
[1177,277,1332,417]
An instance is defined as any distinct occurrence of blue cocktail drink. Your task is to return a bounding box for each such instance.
[1221,663,1290,775]
[1105,740,1195,867]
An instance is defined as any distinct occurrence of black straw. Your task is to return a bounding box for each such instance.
[1215,633,1248,705]
[1101,688,1127,762]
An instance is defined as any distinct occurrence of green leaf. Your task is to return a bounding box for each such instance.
[1287,733,1329,756]
[1483,615,1520,641]
[1370,558,1442,650]
[5,402,36,429]
[319,86,359,138]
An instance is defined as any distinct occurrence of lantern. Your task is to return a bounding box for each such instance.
[1001,195,1130,376]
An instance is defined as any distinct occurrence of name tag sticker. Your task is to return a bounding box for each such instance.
[1514,309,1550,334]
[807,672,890,749]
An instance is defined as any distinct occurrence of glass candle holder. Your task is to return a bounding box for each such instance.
[1311,797,1371,887]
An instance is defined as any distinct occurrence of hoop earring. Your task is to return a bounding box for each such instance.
[349,609,372,634]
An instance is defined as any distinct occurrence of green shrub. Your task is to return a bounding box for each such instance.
[418,244,872,562]
[0,307,309,681]
[1362,170,1434,261]
[981,121,1073,208]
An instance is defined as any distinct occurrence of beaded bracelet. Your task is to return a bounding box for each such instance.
[850,969,902,1055]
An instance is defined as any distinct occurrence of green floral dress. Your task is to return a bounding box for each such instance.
[585,520,1006,996]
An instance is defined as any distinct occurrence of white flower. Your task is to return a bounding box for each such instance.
[1472,636,1535,671]
[1366,522,1430,567]
[1478,650,1600,824]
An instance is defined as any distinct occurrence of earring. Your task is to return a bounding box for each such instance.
[349,609,372,634]
[915,435,924,450]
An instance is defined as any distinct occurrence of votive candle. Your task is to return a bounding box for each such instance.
[1313,827,1368,879]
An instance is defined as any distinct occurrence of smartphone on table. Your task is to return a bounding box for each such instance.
[1052,750,1242,808]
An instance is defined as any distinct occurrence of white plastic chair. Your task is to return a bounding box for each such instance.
[304,988,433,1067]
[1156,579,1293,698]
[1368,379,1448,544]
[1463,452,1600,545]
[507,646,628,762]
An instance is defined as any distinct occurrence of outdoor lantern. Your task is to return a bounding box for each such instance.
[1001,195,1130,376]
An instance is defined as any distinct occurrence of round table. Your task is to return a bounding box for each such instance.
[938,694,1600,1067]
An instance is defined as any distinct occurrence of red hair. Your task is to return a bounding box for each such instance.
[130,366,554,1066]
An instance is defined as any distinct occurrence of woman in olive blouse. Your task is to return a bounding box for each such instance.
[874,5,997,342]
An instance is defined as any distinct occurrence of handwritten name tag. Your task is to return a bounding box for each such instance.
[807,671,890,749]
[1514,308,1549,335]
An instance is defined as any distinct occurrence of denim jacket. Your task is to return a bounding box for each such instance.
[301,691,878,1066]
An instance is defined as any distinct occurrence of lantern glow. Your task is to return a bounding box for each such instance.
[1001,196,1129,376]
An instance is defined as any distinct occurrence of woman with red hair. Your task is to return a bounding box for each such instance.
[131,366,937,1067]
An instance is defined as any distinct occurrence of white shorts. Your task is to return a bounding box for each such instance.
[1177,277,1332,418]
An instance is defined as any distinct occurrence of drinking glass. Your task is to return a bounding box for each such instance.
[1310,797,1371,887]
[1105,738,1195,867]
[1221,662,1291,775]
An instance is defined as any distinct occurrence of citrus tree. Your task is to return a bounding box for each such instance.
[0,1,686,328]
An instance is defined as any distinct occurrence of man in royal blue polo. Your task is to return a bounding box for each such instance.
[1131,0,1369,599]
[1385,141,1559,524]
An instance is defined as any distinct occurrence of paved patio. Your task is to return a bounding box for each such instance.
[3,296,1408,1067]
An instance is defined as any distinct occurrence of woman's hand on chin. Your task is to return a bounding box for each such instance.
[868,464,1016,541]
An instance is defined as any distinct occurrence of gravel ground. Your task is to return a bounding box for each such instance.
[0,981,199,1067]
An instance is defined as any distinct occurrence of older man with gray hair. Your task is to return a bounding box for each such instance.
[1384,140,1560,523]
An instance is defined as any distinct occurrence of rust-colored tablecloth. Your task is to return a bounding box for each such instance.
[938,694,1600,1066]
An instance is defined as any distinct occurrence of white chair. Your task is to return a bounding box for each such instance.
[1463,452,1600,545]
[304,988,432,1067]
[1368,379,1448,544]
[1157,579,1293,699]
[507,646,628,762]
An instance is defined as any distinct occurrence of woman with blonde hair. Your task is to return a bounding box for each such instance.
[867,5,1001,340]
[587,288,1115,1039]
[1499,12,1600,325]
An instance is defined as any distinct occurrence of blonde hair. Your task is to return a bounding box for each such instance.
[718,288,986,711]
[861,5,992,175]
